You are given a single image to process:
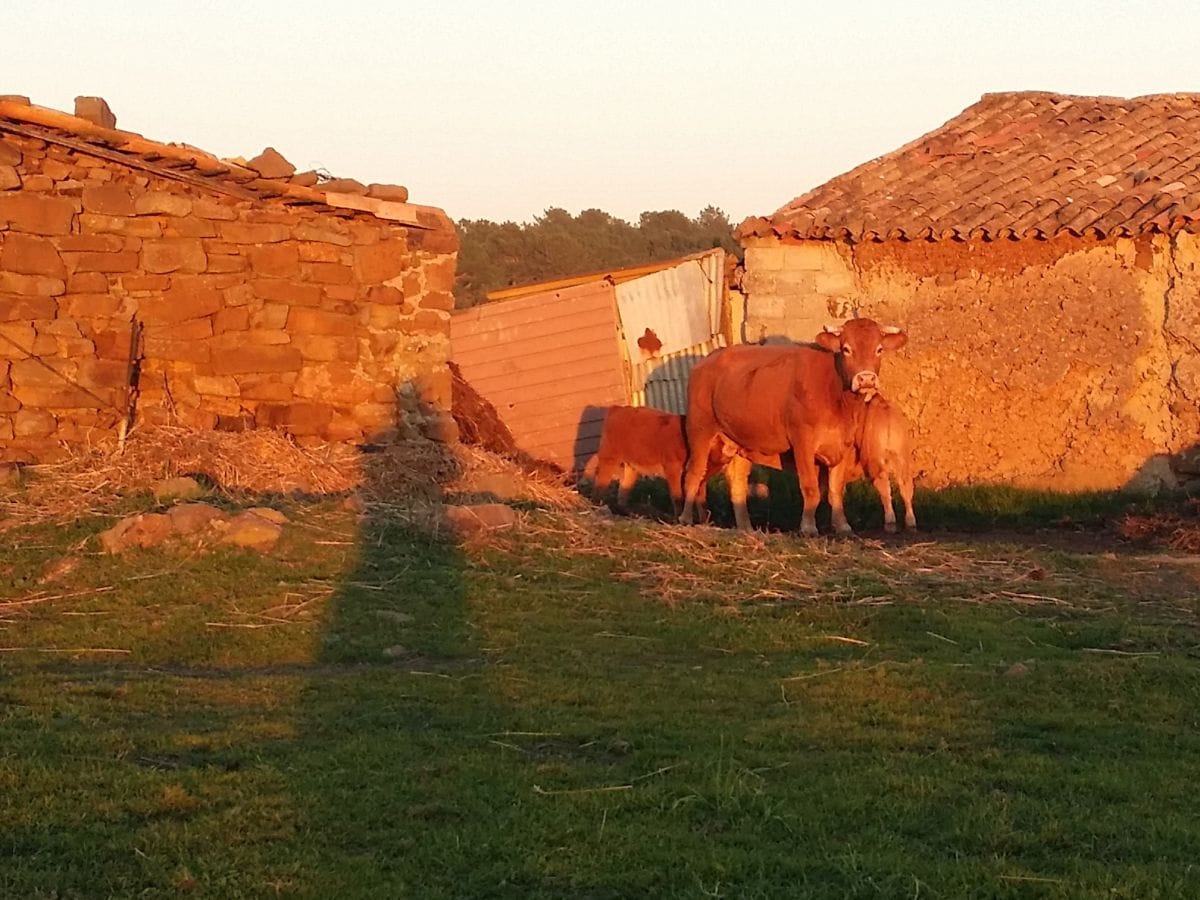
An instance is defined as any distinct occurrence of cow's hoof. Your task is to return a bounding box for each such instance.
[884,521,898,534]
[800,524,819,538]
[905,519,918,531]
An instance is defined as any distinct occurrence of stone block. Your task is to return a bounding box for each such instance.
[214,307,250,333]
[302,262,353,284]
[0,272,64,297]
[164,216,217,239]
[0,322,36,356]
[74,96,117,129]
[68,251,139,273]
[12,408,54,438]
[82,185,135,216]
[142,238,207,273]
[206,254,247,273]
[211,345,302,375]
[297,242,342,263]
[366,184,409,202]
[1,234,65,277]
[287,307,356,336]
[0,193,76,235]
[144,318,213,342]
[78,213,162,238]
[236,374,296,401]
[134,192,192,217]
[139,283,221,324]
[143,338,211,363]
[246,147,295,179]
[0,296,57,320]
[413,309,450,335]
[353,239,407,283]
[56,234,124,253]
[420,291,454,312]
[0,166,19,190]
[248,243,299,276]
[252,279,321,306]
[293,222,352,246]
[0,138,22,165]
[66,271,108,293]
[219,222,290,244]
[121,274,171,292]
[255,402,333,436]
[250,304,289,330]
[193,199,238,220]
[321,178,367,194]
[423,255,454,293]
[192,374,241,397]
[292,334,358,362]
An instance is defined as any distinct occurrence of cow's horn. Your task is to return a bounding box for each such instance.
[822,324,842,334]
[881,325,903,335]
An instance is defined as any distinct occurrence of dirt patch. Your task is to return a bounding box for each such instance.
[1115,499,1200,552]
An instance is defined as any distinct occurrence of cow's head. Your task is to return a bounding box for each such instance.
[815,317,907,398]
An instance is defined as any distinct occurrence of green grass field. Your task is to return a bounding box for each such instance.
[2,479,1199,898]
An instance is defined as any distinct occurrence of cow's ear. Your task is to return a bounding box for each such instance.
[880,327,907,351]
[815,326,842,351]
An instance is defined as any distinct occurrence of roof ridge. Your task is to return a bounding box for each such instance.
[0,98,450,230]
[750,89,1200,244]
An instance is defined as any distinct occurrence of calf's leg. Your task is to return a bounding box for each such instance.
[725,454,753,531]
[615,465,639,511]
[826,458,855,536]
[872,469,898,533]
[680,431,718,525]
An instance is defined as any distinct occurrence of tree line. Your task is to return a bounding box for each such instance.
[453,206,740,307]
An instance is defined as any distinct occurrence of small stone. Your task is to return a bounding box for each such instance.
[382,645,409,658]
[39,556,80,584]
[220,511,283,552]
[444,503,517,537]
[99,513,175,553]
[1005,662,1030,678]
[0,463,22,487]
[74,96,116,129]
[166,503,227,535]
[423,414,460,444]
[246,506,288,525]
[366,183,409,203]
[246,147,295,180]
[374,610,414,624]
[290,170,319,187]
[0,166,19,190]
[153,476,205,503]
[339,494,365,513]
[471,472,525,501]
[320,178,367,195]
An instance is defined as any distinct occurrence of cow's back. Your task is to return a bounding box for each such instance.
[690,344,848,456]
[596,406,688,471]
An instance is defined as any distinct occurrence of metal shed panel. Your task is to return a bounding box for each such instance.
[451,281,626,471]
[614,249,724,360]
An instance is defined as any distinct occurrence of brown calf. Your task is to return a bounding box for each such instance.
[846,395,917,533]
[584,405,732,517]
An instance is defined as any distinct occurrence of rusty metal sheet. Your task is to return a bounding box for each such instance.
[615,249,724,360]
[451,281,626,471]
[630,335,727,415]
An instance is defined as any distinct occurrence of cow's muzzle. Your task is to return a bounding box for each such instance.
[851,371,879,395]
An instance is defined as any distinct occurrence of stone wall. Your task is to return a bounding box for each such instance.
[0,130,458,461]
[740,232,1200,491]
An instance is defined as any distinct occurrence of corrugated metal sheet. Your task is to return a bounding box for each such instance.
[450,281,626,471]
[630,335,727,414]
[614,249,724,360]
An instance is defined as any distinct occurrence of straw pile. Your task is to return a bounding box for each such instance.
[0,425,584,531]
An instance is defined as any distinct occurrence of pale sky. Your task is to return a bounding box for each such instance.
[4,1,1198,225]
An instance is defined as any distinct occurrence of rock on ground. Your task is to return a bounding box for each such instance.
[444,503,517,537]
[153,476,206,503]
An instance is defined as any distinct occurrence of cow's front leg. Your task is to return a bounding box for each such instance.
[827,458,855,536]
[793,450,822,537]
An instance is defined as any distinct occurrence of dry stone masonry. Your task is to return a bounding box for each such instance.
[0,96,459,462]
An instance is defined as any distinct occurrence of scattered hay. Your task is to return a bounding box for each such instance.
[0,425,585,531]
[1116,499,1200,552]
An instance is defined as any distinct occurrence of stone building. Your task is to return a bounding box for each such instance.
[0,95,458,462]
[738,91,1200,491]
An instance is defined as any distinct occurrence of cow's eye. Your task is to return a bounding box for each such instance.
[876,345,883,355]
[841,345,852,354]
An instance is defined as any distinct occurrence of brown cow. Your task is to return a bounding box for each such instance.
[845,394,917,533]
[679,318,907,536]
[583,405,734,517]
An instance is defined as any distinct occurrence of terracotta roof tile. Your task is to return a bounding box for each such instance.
[746,91,1200,243]
[0,98,451,234]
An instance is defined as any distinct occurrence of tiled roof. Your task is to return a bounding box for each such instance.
[742,91,1200,243]
[0,97,451,233]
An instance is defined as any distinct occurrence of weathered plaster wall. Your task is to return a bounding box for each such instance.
[0,131,458,461]
[741,232,1200,491]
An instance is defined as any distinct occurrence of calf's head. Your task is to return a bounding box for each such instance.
[815,317,907,397]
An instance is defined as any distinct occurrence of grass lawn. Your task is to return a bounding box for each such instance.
[2,481,1200,898]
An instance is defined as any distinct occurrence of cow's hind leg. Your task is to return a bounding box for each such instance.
[726,454,753,531]
[591,456,620,506]
[873,470,898,534]
[615,465,639,512]
[680,432,718,526]
[898,462,917,531]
